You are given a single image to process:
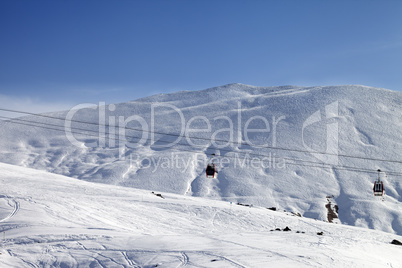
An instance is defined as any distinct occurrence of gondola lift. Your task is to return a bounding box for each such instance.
[206,153,218,178]
[373,169,385,197]
[206,163,216,178]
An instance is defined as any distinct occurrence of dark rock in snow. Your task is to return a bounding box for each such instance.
[237,202,253,207]
[391,239,402,246]
[151,192,164,199]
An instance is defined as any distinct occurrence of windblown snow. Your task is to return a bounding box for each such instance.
[0,84,401,267]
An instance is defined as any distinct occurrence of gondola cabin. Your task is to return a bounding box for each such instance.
[206,164,216,178]
[373,181,384,196]
[373,169,385,197]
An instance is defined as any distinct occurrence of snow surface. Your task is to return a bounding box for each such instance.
[1,162,402,267]
[0,84,401,240]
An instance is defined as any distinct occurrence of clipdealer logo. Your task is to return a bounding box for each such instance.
[302,101,339,165]
[63,100,340,170]
[64,101,287,151]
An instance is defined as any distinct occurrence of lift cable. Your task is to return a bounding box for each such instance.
[1,107,401,164]
[1,115,401,177]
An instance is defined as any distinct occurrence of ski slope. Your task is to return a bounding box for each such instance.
[0,84,401,237]
[1,162,402,267]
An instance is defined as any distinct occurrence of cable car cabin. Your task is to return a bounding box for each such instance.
[373,181,384,196]
[206,164,216,178]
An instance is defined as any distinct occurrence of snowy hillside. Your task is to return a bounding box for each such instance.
[0,84,401,236]
[1,162,402,267]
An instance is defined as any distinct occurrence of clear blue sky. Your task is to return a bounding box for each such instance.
[0,0,401,111]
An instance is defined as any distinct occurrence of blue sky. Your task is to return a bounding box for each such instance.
[0,0,401,111]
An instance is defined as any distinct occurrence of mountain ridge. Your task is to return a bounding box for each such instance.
[0,84,401,235]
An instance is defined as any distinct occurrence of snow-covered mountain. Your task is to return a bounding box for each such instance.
[1,162,402,267]
[0,84,401,237]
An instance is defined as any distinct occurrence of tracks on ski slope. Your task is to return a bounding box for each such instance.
[5,237,247,268]
[178,251,189,267]
[0,197,20,223]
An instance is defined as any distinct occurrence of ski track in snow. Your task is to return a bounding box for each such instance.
[0,196,20,223]
[178,252,188,267]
